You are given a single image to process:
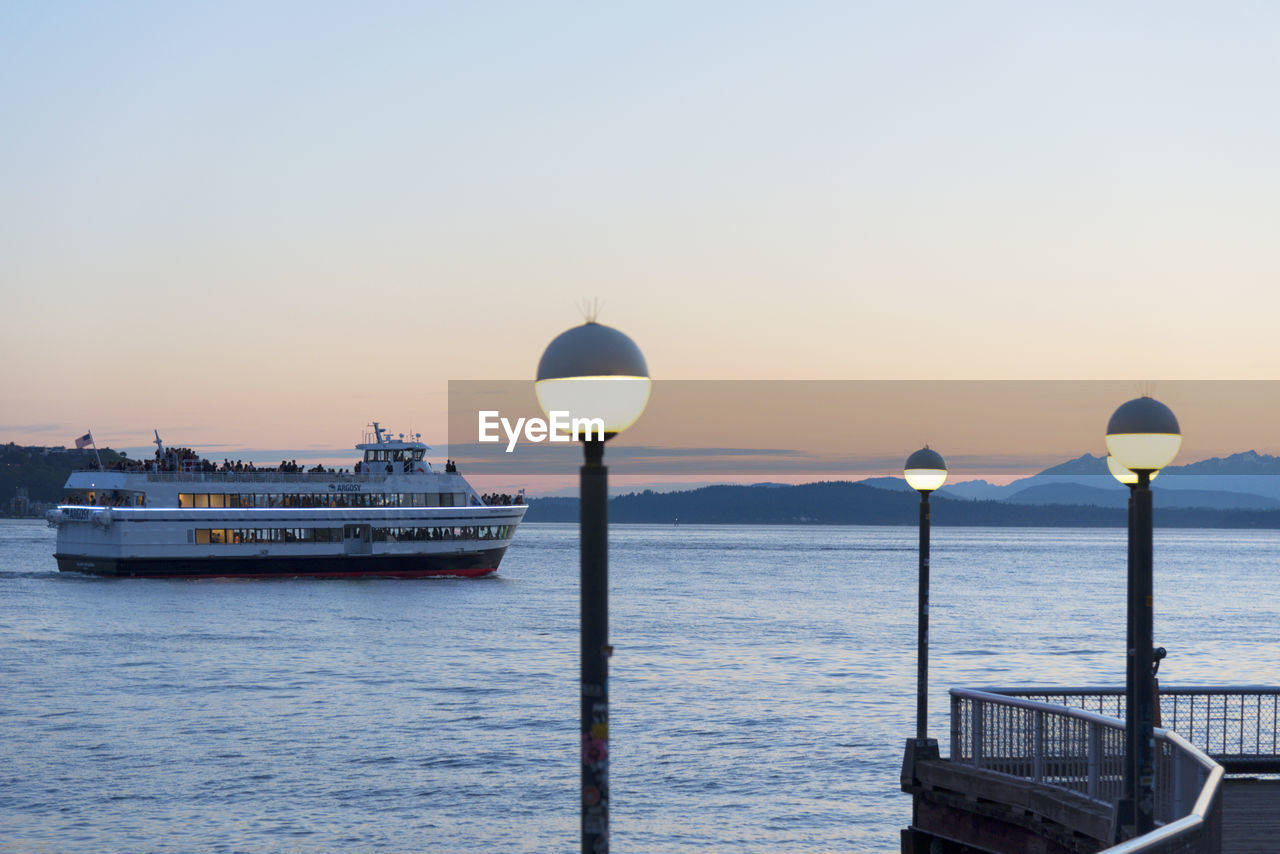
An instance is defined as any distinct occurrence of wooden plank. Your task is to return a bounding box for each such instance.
[910,760,1112,852]
[1222,778,1280,853]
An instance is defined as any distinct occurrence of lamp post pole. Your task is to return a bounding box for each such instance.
[1131,470,1156,836]
[580,437,610,850]
[1115,480,1137,841]
[902,446,946,754]
[916,489,931,742]
[901,446,946,852]
[536,320,650,854]
[1106,396,1180,841]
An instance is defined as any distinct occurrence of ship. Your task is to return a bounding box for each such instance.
[45,423,526,579]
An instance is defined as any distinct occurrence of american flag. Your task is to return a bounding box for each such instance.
[74,432,92,449]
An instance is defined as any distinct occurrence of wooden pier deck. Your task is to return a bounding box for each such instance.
[903,686,1280,854]
[1221,778,1280,854]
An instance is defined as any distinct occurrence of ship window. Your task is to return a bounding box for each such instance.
[440,493,454,507]
[208,494,226,508]
[195,529,211,544]
[194,494,209,508]
[179,493,193,508]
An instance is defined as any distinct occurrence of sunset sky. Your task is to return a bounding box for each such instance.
[3,2,1278,489]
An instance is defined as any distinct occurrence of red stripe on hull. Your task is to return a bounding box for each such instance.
[56,548,508,579]
[140,567,498,580]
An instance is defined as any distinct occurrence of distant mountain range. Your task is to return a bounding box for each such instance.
[936,451,1280,506]
[525,451,1280,528]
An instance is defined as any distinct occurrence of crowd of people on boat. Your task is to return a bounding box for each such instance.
[103,459,149,473]
[87,445,477,479]
[98,448,210,473]
[482,492,524,506]
[98,451,352,476]
[215,459,344,475]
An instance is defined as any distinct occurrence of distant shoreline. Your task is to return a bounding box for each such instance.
[523,481,1280,530]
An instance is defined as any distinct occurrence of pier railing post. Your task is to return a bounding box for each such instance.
[951,693,961,761]
[1033,710,1044,783]
[1087,721,1101,800]
[973,701,984,768]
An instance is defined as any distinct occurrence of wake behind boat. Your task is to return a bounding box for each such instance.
[46,423,526,579]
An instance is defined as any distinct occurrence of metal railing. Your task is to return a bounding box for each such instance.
[981,686,1280,771]
[70,468,464,484]
[951,688,1223,853]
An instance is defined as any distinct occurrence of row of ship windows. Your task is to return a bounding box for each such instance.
[364,449,425,462]
[191,525,516,545]
[67,492,145,507]
[178,492,468,508]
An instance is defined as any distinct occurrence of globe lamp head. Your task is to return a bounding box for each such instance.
[1105,397,1180,474]
[535,322,650,436]
[904,447,947,493]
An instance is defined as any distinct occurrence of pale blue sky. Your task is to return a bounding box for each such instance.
[3,2,1278,461]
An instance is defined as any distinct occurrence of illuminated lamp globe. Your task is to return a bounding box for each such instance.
[904,447,948,493]
[535,322,651,437]
[1105,397,1181,474]
[1108,455,1159,486]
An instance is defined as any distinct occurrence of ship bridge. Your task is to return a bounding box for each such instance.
[356,422,432,474]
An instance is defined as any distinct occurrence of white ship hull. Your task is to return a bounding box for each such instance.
[47,424,527,579]
[51,505,525,578]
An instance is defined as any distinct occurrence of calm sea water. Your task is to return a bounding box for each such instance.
[2,519,1278,853]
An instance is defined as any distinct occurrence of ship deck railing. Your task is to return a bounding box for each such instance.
[70,469,461,484]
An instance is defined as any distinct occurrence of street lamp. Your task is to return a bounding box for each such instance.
[1106,397,1180,840]
[904,447,947,753]
[536,321,650,854]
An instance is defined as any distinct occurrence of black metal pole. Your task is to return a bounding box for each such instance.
[1133,471,1156,835]
[917,490,930,742]
[580,438,609,852]
[1115,483,1137,842]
